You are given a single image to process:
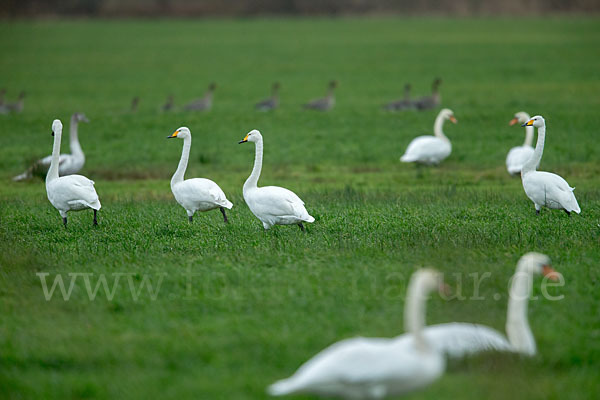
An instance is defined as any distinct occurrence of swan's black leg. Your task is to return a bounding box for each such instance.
[188,215,193,223]
[564,210,571,217]
[62,217,67,228]
[220,207,229,223]
[536,209,540,215]
[298,222,305,232]
[93,210,98,225]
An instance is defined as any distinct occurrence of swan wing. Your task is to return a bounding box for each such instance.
[175,179,232,209]
[50,175,101,210]
[247,186,313,222]
[523,171,581,213]
[400,136,450,164]
[506,145,534,175]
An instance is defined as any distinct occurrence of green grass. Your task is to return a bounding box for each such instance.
[1,17,599,400]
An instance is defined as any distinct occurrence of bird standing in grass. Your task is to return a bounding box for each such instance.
[303,81,337,111]
[255,82,280,111]
[184,83,216,111]
[167,127,233,223]
[0,90,25,114]
[45,119,101,228]
[520,115,580,216]
[413,78,441,110]
[239,129,314,231]
[161,95,174,112]
[506,112,536,175]
[384,84,413,111]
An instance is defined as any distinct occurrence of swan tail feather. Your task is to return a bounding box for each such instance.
[400,154,417,163]
[304,215,315,223]
[222,200,233,209]
[12,169,32,181]
[267,378,301,396]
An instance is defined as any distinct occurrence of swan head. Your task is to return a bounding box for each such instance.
[518,252,558,281]
[522,115,545,128]
[439,108,457,124]
[73,112,90,123]
[51,119,63,136]
[409,268,447,298]
[510,112,531,126]
[167,126,191,139]
[238,129,262,144]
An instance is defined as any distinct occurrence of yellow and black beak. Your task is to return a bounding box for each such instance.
[509,117,519,126]
[238,134,249,144]
[167,130,179,139]
[449,115,458,124]
[522,119,534,127]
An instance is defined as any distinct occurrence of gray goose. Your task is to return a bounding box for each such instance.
[161,95,174,112]
[384,83,413,111]
[130,96,140,112]
[255,82,280,111]
[184,82,216,111]
[0,91,25,114]
[303,80,337,111]
[413,78,442,110]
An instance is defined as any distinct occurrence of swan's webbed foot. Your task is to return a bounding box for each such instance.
[298,222,306,232]
[188,215,193,223]
[93,210,98,226]
[62,217,67,228]
[220,207,229,223]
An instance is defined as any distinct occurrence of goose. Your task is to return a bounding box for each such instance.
[184,82,216,111]
[521,116,580,216]
[396,252,558,359]
[46,119,101,227]
[0,90,25,114]
[13,112,90,181]
[268,269,447,399]
[383,84,413,111]
[413,78,441,110]
[255,82,280,111]
[0,88,5,106]
[130,96,140,112]
[161,95,174,112]
[303,80,336,111]
[506,112,535,175]
[400,108,456,165]
[167,127,232,223]
[239,130,314,231]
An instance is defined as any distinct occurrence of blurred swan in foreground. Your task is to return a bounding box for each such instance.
[506,111,535,175]
[46,119,101,227]
[13,112,90,181]
[268,269,446,399]
[383,84,413,111]
[303,80,336,111]
[184,82,216,111]
[521,115,580,216]
[167,127,232,223]
[255,82,280,111]
[400,108,456,166]
[239,130,314,231]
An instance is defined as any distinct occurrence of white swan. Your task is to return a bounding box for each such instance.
[506,112,535,176]
[13,112,89,181]
[239,130,314,231]
[400,108,456,165]
[46,119,101,227]
[397,252,558,359]
[521,116,581,215]
[167,127,233,223]
[268,269,446,399]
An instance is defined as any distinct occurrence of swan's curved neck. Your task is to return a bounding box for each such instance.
[244,138,263,192]
[506,263,536,355]
[47,129,62,183]
[433,115,449,140]
[171,136,191,187]
[404,276,429,352]
[523,125,534,147]
[521,125,545,175]
[69,116,83,157]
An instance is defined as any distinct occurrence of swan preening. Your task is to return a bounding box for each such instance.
[400,108,457,165]
[239,130,314,231]
[303,81,337,111]
[521,116,580,215]
[46,119,101,227]
[506,111,535,175]
[167,127,233,223]
[14,112,90,181]
[268,269,447,399]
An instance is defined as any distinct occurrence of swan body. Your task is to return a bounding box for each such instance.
[400,108,456,165]
[46,119,100,227]
[14,113,89,181]
[303,81,336,111]
[521,116,580,215]
[167,127,232,223]
[506,112,535,175]
[239,130,314,231]
[268,269,445,399]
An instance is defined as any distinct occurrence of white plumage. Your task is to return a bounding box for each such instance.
[268,269,446,399]
[14,112,89,181]
[400,108,456,165]
[239,130,314,231]
[520,116,580,215]
[506,111,535,175]
[167,127,232,223]
[45,119,101,227]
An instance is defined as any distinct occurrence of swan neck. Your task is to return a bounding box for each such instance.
[524,125,534,147]
[522,125,545,175]
[47,129,62,182]
[434,115,448,140]
[171,136,191,187]
[69,116,84,157]
[506,263,536,355]
[404,276,428,351]
[244,138,263,191]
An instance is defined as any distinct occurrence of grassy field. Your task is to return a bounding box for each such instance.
[1,17,599,399]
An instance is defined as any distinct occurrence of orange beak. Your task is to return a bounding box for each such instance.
[438,283,452,297]
[509,117,519,126]
[449,115,457,124]
[542,265,559,281]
